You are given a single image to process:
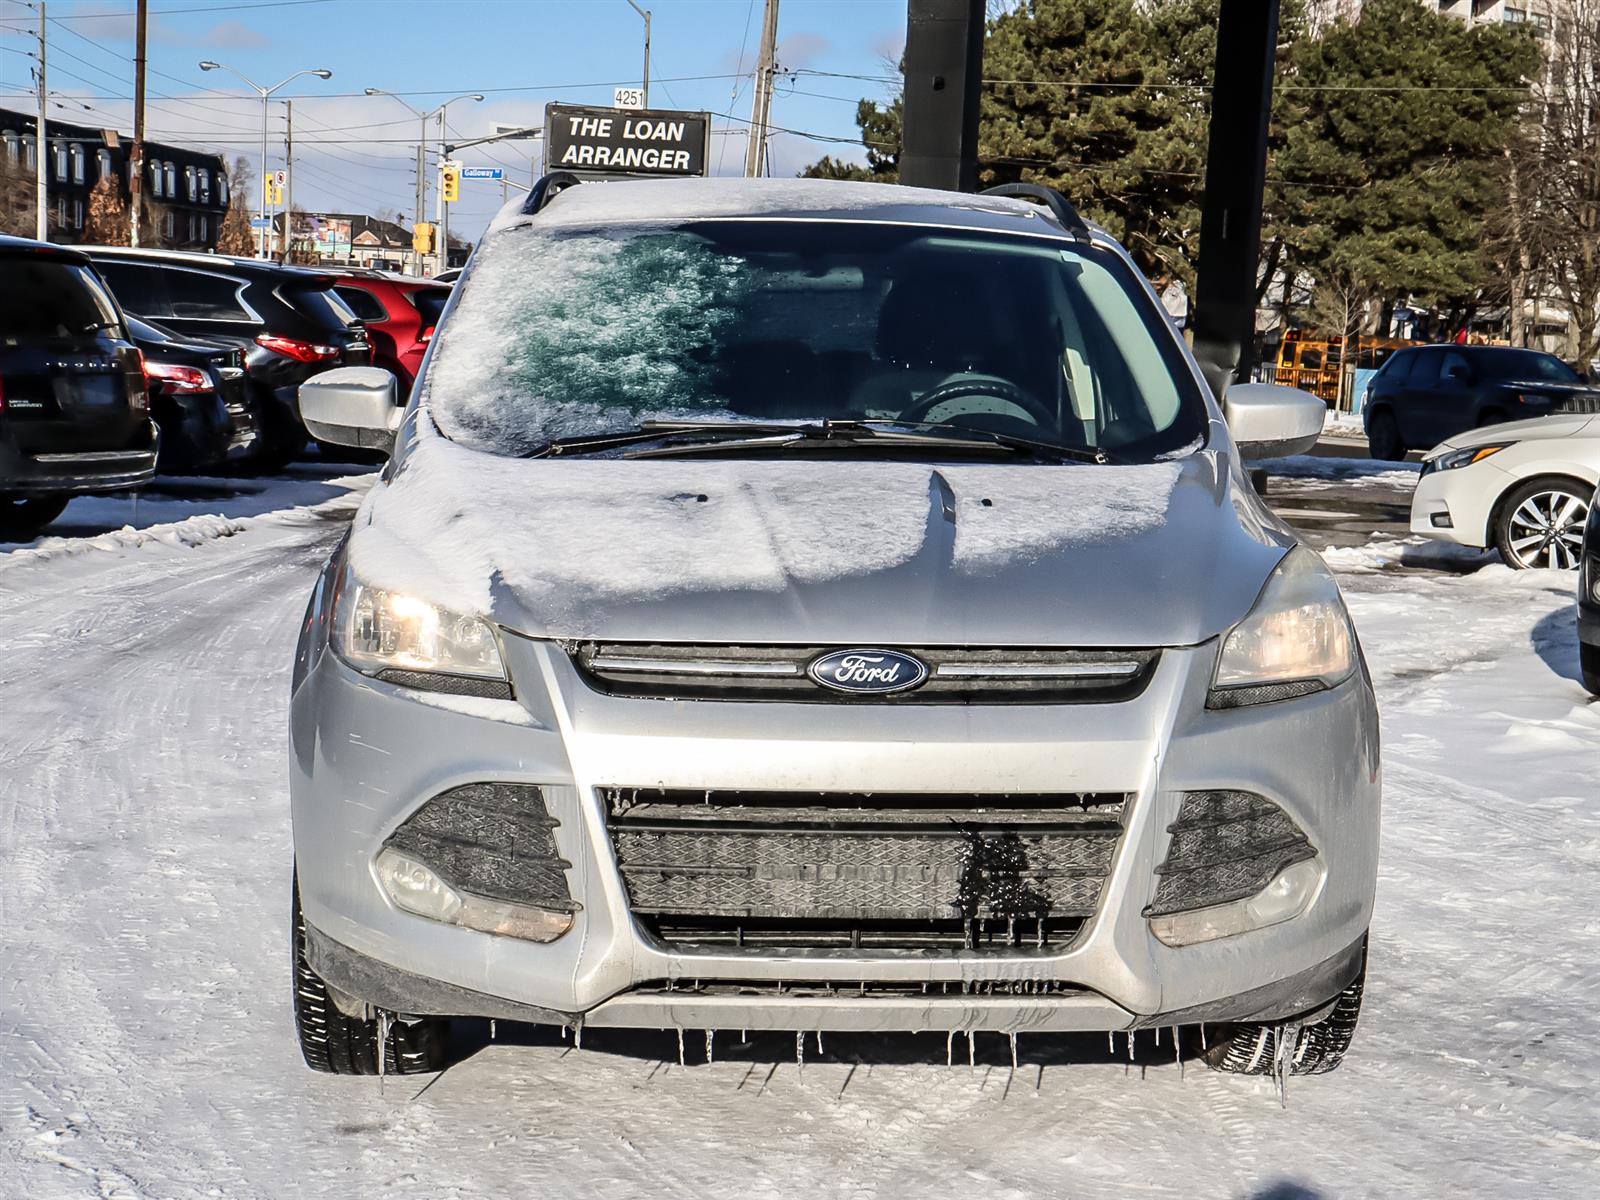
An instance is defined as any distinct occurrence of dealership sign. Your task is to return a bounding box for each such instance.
[544,102,711,178]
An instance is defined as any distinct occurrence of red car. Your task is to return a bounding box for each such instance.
[329,272,450,391]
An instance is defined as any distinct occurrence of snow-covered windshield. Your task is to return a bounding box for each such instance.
[424,220,1207,459]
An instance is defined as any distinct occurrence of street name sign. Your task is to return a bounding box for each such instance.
[544,102,711,178]
[461,167,504,180]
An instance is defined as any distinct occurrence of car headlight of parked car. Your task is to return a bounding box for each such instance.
[329,565,510,696]
[1208,547,1357,709]
[1424,444,1509,476]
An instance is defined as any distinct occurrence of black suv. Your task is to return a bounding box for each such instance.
[1,236,158,538]
[128,315,258,472]
[83,248,370,469]
[1363,344,1600,460]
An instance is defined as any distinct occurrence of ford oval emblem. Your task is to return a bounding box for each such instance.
[807,648,929,695]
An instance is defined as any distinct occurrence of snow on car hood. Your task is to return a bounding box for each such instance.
[348,427,1292,647]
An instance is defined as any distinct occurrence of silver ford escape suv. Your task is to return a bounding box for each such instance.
[289,176,1378,1080]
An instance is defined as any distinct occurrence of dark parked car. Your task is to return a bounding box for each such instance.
[329,271,450,390]
[83,248,371,469]
[1,236,158,538]
[128,315,258,472]
[1363,344,1600,460]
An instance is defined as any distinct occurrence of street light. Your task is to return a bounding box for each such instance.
[199,61,332,259]
[364,89,483,276]
[624,0,652,108]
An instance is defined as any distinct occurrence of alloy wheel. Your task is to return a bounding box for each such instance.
[1505,488,1589,570]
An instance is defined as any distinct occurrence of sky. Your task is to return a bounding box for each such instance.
[0,0,905,241]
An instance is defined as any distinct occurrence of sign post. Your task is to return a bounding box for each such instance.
[543,102,711,178]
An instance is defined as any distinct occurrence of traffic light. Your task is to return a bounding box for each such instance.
[441,165,460,203]
[413,222,434,254]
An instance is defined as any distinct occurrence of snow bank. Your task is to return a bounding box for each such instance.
[1257,454,1420,486]
[1319,535,1496,574]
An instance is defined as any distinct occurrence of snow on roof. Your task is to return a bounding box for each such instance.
[486,176,1056,237]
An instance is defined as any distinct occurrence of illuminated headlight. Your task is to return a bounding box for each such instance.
[1430,443,1509,472]
[375,848,573,943]
[330,564,508,693]
[1150,859,1324,947]
[1208,547,1357,708]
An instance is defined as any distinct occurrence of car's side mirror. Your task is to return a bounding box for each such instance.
[1223,382,1325,460]
[299,367,402,453]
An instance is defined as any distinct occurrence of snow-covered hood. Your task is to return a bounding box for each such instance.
[1428,413,1598,456]
[349,431,1293,647]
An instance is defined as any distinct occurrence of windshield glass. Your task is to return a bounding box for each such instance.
[1473,348,1582,384]
[425,221,1207,460]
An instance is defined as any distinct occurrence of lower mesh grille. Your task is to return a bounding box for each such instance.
[1144,790,1315,917]
[604,787,1125,952]
[631,977,1083,998]
[385,782,575,912]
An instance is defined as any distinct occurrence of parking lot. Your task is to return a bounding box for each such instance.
[2,452,1596,1199]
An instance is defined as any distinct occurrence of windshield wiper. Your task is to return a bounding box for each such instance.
[522,420,820,459]
[525,417,1123,465]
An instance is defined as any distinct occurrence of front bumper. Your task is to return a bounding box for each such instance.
[0,421,160,496]
[291,619,1381,1033]
[1409,459,1509,547]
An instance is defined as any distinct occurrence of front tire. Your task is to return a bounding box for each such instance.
[0,495,71,538]
[1366,410,1405,461]
[292,881,450,1075]
[1493,476,1591,570]
[1205,952,1365,1077]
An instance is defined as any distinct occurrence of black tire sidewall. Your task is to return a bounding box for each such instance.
[1493,476,1591,571]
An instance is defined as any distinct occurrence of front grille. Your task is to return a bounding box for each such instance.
[1144,790,1315,917]
[572,643,1159,705]
[604,787,1126,952]
[385,782,575,912]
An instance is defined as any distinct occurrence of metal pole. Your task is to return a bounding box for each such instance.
[899,0,984,192]
[258,87,268,258]
[744,0,780,177]
[1190,0,1281,401]
[625,1,652,107]
[416,113,427,273]
[283,99,292,261]
[35,1,47,241]
[131,0,146,246]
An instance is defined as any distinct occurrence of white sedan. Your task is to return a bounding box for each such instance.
[1410,413,1598,569]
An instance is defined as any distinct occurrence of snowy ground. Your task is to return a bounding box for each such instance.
[2,461,1598,1198]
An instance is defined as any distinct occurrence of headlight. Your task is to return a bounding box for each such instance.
[1209,547,1357,708]
[330,564,509,695]
[1430,444,1509,472]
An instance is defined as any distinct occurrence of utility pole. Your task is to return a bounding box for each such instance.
[130,0,147,246]
[624,0,652,107]
[899,0,984,192]
[35,1,47,241]
[282,99,293,261]
[744,0,780,177]
[415,113,426,261]
[438,114,449,274]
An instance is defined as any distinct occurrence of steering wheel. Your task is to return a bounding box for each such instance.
[899,374,1054,428]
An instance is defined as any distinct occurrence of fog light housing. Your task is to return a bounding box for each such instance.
[1430,512,1454,529]
[1150,859,1324,947]
[376,847,574,943]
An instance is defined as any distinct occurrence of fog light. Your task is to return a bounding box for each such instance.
[1430,512,1453,529]
[376,847,463,923]
[1150,859,1324,947]
[375,847,574,943]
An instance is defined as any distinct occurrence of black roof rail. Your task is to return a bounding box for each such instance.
[522,171,584,216]
[980,183,1091,240]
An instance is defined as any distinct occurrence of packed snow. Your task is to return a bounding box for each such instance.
[2,457,1598,1197]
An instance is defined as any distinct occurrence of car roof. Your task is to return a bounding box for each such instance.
[78,244,336,283]
[0,233,92,264]
[492,177,1103,244]
[328,268,449,289]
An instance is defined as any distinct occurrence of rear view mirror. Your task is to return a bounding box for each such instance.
[299,367,401,453]
[1224,382,1325,460]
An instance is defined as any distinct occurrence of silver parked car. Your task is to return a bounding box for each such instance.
[290,177,1378,1079]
